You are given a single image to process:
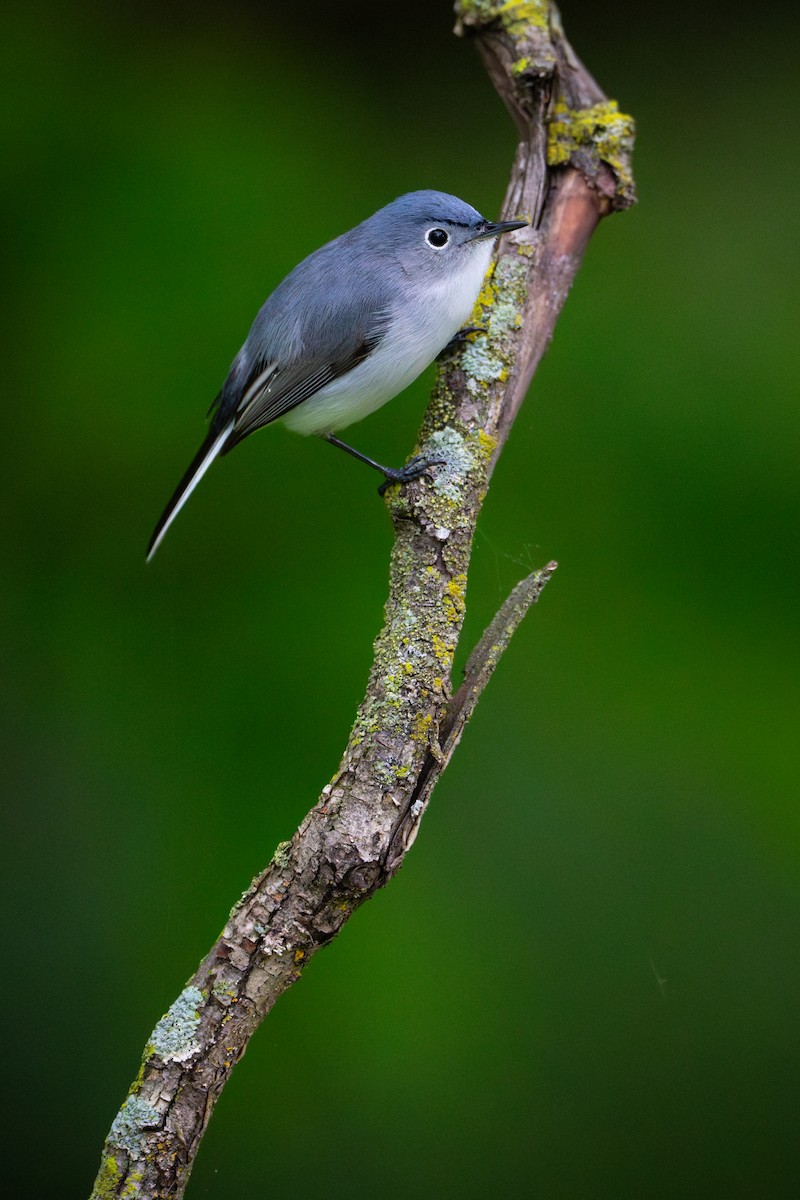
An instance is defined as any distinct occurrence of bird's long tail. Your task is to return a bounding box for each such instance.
[146,420,233,561]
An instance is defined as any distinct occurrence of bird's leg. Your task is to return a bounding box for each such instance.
[323,434,445,496]
[436,324,487,360]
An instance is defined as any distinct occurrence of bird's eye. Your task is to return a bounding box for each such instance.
[425,227,450,248]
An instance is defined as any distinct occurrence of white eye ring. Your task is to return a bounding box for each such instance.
[425,227,450,248]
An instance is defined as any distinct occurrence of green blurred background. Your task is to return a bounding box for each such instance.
[3,1,799,1195]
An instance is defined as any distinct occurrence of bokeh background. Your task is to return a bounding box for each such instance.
[3,1,799,1196]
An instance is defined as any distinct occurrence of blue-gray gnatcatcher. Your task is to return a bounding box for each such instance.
[147,190,527,559]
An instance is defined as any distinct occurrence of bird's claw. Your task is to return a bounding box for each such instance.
[436,325,488,360]
[378,455,447,496]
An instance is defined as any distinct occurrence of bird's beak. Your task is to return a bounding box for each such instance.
[468,218,528,242]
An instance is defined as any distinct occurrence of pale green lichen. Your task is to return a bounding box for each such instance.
[471,257,528,334]
[374,757,405,788]
[425,427,475,501]
[108,1095,160,1156]
[461,339,506,384]
[211,977,238,1002]
[547,98,636,203]
[271,840,292,869]
[149,986,203,1063]
[459,256,528,395]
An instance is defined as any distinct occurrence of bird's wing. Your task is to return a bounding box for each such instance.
[210,232,397,451]
[224,328,382,448]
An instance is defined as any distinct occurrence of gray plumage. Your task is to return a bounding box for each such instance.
[147,191,526,559]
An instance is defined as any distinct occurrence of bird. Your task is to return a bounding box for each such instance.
[146,190,527,560]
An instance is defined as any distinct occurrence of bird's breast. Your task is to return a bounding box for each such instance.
[282,245,493,436]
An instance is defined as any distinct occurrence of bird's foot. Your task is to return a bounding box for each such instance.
[378,454,446,496]
[436,325,487,360]
[323,434,444,495]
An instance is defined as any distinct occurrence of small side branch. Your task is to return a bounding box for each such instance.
[90,4,634,1197]
[385,561,558,870]
[444,561,559,750]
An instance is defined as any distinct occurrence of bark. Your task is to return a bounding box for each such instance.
[90,4,635,1196]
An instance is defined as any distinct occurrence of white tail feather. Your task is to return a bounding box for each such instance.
[146,422,233,562]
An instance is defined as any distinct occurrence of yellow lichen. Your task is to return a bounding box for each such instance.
[91,1155,120,1200]
[456,0,549,32]
[412,712,434,743]
[431,633,454,667]
[472,264,499,322]
[547,98,636,202]
[442,574,468,625]
[497,0,549,33]
[121,1172,144,1199]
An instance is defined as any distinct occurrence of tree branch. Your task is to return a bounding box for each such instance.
[90,4,635,1196]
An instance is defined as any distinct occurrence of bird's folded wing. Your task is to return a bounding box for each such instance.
[224,330,384,449]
